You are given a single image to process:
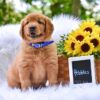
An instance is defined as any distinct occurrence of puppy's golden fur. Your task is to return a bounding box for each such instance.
[7,13,58,90]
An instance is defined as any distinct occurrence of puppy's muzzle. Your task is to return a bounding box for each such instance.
[29,26,43,38]
[29,26,37,38]
[29,26,36,34]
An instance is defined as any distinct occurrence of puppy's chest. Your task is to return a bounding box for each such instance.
[25,49,47,63]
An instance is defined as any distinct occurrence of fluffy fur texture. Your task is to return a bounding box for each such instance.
[52,14,81,42]
[0,14,81,85]
[0,83,100,100]
[0,25,21,84]
[7,13,58,90]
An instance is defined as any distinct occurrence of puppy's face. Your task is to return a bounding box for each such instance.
[20,13,54,43]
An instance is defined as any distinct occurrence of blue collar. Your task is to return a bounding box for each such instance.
[29,41,54,48]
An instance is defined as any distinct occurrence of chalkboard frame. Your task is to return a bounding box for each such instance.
[68,55,96,84]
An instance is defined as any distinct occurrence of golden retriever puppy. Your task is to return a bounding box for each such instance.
[7,13,58,90]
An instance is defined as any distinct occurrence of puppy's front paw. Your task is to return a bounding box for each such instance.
[49,80,58,86]
[21,80,32,91]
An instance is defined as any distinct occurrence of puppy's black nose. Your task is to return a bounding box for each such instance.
[29,26,36,32]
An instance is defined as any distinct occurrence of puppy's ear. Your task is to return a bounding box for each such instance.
[20,19,25,38]
[45,18,54,36]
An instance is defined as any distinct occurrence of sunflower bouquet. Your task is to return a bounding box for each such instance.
[57,20,100,59]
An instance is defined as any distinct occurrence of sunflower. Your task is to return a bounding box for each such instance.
[90,35,100,52]
[69,29,90,42]
[79,38,94,56]
[80,20,96,33]
[93,25,100,36]
[64,37,80,56]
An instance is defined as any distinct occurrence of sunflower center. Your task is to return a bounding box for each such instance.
[81,43,90,52]
[76,35,84,41]
[84,27,92,33]
[71,42,75,50]
[90,39,99,47]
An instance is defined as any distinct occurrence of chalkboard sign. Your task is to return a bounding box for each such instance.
[68,55,96,84]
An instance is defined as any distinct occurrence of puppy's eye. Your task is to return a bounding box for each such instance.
[26,21,29,25]
[38,20,44,24]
